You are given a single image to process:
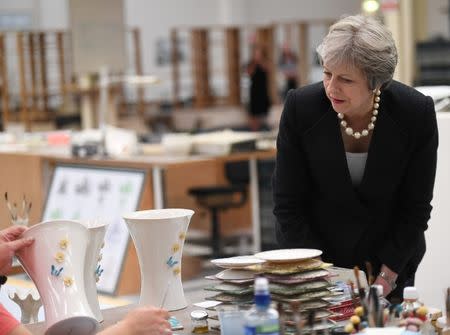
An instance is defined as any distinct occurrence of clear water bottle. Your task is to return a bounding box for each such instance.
[244,277,280,335]
[401,287,423,317]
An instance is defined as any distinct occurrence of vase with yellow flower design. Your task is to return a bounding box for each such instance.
[16,220,98,335]
[81,220,108,323]
[123,208,194,311]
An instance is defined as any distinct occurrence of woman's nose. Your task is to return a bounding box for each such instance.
[327,77,339,93]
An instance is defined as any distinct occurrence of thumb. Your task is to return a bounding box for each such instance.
[7,237,34,252]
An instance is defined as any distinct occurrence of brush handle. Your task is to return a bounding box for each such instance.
[446,288,450,327]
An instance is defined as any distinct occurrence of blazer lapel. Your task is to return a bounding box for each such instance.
[358,103,409,201]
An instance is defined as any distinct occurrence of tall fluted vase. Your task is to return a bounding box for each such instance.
[82,220,108,322]
[123,208,194,311]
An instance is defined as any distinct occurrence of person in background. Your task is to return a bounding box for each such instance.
[272,14,438,300]
[279,42,298,99]
[246,45,271,131]
[0,226,172,335]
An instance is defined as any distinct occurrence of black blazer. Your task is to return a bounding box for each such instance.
[273,81,438,293]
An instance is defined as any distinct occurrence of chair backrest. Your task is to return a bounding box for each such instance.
[225,161,249,186]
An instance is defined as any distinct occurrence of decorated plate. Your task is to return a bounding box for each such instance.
[211,255,266,268]
[266,269,330,284]
[255,248,322,263]
[215,269,256,280]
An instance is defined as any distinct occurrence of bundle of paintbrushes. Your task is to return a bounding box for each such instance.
[4,192,32,226]
[343,265,437,334]
[203,249,346,334]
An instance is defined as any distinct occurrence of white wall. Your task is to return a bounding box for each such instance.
[0,0,39,29]
[38,0,69,30]
[427,0,449,39]
[246,0,360,23]
[416,112,450,313]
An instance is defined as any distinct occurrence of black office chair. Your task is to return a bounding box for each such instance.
[188,161,249,258]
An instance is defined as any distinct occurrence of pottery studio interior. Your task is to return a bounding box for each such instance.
[0,1,450,335]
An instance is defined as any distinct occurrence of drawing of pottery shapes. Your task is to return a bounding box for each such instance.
[16,220,98,335]
[81,220,108,323]
[123,208,194,311]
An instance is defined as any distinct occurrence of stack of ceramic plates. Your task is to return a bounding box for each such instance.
[205,249,343,333]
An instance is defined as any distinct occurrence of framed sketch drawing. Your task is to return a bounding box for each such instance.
[42,164,146,294]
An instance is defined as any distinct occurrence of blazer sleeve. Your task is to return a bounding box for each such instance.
[378,95,438,274]
[272,90,322,249]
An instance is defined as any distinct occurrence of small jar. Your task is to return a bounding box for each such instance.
[190,310,209,334]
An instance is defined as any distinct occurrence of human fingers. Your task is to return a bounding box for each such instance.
[155,323,172,335]
[144,306,170,319]
[7,237,34,252]
[158,308,170,319]
[0,245,13,274]
[0,262,12,275]
[0,226,28,241]
[162,319,171,329]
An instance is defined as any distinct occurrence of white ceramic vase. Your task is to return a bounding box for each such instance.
[123,208,194,311]
[16,220,99,335]
[8,288,42,324]
[82,220,108,322]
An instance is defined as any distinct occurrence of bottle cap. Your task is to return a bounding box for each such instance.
[190,310,208,321]
[254,277,269,292]
[403,286,419,300]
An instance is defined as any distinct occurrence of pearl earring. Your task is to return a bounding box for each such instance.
[338,89,381,139]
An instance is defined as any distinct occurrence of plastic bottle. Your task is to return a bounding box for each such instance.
[244,277,280,335]
[401,287,424,317]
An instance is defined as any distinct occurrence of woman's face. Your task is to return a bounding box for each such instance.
[323,62,375,118]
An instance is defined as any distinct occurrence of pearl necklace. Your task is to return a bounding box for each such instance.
[338,89,381,139]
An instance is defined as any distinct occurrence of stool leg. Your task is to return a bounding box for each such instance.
[211,208,221,258]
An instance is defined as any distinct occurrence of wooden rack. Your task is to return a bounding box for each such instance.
[170,19,336,109]
[0,28,143,131]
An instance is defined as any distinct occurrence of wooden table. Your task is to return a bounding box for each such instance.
[25,290,220,334]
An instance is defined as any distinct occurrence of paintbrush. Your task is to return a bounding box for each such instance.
[446,287,450,327]
[13,203,18,223]
[25,202,32,222]
[368,286,382,327]
[308,310,316,335]
[347,280,359,309]
[365,261,375,286]
[22,194,26,218]
[4,192,16,223]
[277,302,286,335]
[353,266,362,292]
[321,318,330,335]
[354,266,369,320]
[290,301,302,335]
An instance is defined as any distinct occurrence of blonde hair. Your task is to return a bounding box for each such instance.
[316,14,397,90]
